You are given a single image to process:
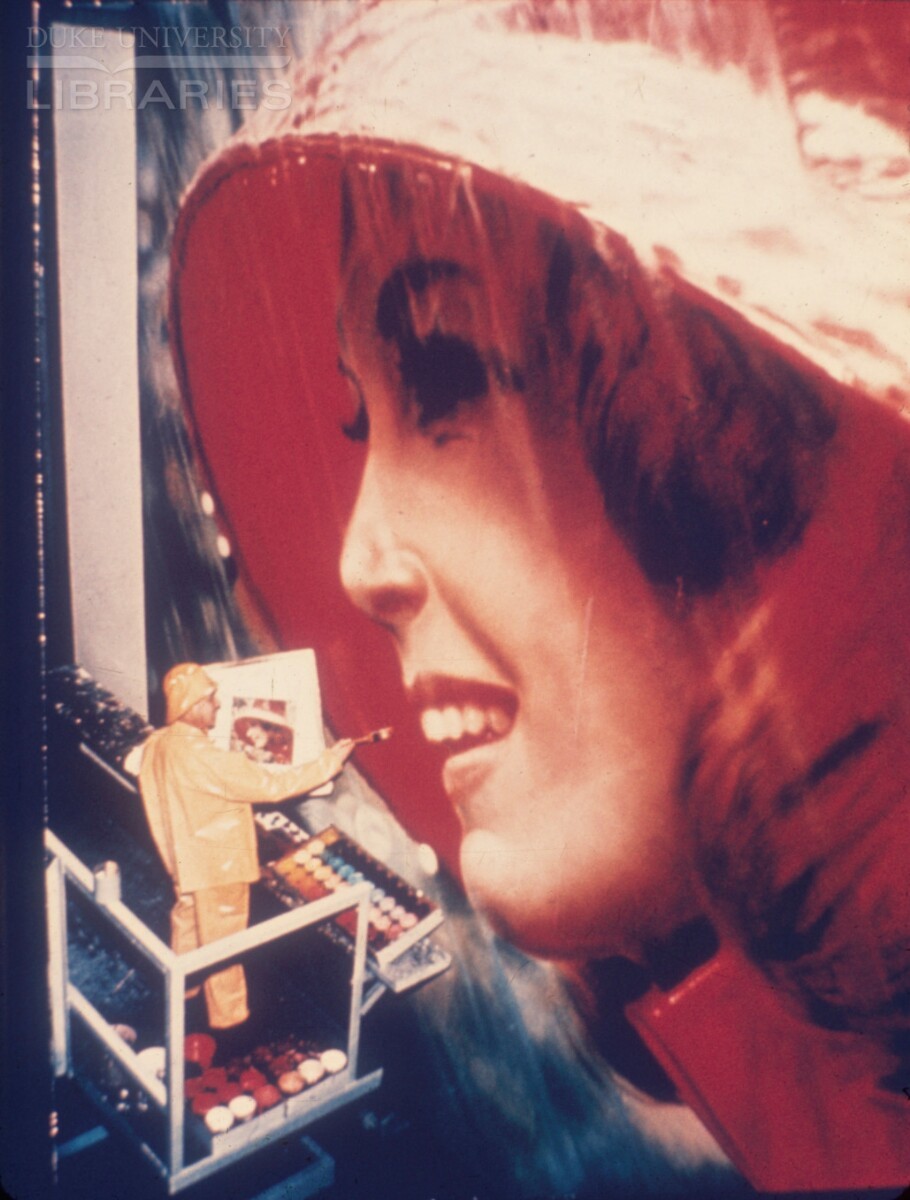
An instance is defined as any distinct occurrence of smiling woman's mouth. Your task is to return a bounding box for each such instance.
[409,676,518,756]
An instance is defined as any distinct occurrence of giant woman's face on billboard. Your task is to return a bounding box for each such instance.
[335,236,706,960]
[164,6,910,1186]
[172,146,722,960]
[171,137,909,1020]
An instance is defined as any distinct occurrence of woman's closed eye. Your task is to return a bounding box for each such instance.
[369,258,492,442]
[339,358,370,443]
[396,328,487,446]
[399,329,488,435]
[337,342,485,445]
[341,399,370,443]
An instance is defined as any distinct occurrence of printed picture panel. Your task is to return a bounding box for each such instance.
[206,650,331,793]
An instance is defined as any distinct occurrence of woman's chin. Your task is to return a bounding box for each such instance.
[459,825,698,962]
[459,827,623,960]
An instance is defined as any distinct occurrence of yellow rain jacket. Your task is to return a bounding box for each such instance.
[138,721,341,893]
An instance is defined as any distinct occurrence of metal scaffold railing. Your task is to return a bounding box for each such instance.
[45,827,382,1193]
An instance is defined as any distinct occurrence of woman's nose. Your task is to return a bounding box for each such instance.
[340,467,429,631]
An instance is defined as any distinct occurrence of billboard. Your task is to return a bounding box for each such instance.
[26,2,910,1197]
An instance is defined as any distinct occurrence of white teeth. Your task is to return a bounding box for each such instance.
[418,703,512,744]
[488,707,510,735]
[442,706,464,740]
[421,709,447,741]
[463,705,485,736]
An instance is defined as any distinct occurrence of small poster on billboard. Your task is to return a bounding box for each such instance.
[205,649,332,794]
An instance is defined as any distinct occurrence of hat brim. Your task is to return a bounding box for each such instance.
[171,136,510,871]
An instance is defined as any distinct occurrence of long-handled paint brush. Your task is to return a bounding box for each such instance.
[350,726,394,747]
